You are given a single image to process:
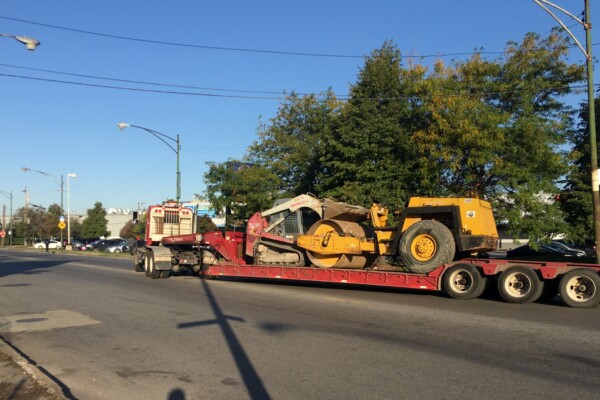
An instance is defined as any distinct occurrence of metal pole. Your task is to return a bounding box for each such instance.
[584,0,600,263]
[67,176,71,248]
[23,187,28,246]
[9,190,12,246]
[176,134,181,204]
[66,173,76,248]
[60,174,64,246]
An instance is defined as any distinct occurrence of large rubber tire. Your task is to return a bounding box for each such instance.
[160,271,170,279]
[144,250,160,279]
[498,266,544,304]
[443,263,486,300]
[399,220,455,273]
[134,250,144,272]
[559,269,600,309]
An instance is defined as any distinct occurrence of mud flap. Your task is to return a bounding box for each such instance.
[149,246,173,271]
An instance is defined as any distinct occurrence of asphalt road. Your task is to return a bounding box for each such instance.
[1,249,599,400]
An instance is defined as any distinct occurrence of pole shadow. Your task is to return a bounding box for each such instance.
[178,278,271,400]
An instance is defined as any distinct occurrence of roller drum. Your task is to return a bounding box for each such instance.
[305,219,372,269]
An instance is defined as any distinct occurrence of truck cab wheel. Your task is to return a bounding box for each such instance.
[144,250,160,279]
[134,250,144,272]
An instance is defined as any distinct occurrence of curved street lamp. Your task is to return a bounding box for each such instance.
[0,33,40,51]
[22,167,65,244]
[117,123,181,204]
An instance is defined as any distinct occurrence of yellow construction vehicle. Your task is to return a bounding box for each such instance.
[296,197,498,273]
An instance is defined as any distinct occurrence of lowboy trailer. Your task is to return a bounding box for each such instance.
[198,257,600,309]
[134,200,600,309]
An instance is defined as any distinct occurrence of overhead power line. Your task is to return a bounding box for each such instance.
[0,63,297,96]
[2,15,588,60]
[0,15,364,59]
[0,71,593,101]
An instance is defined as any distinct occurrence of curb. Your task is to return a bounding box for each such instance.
[0,335,69,399]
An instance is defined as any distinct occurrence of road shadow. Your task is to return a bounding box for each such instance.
[177,278,271,400]
[0,250,80,279]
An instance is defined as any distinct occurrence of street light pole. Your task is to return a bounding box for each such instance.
[0,33,40,50]
[117,123,182,204]
[534,0,600,262]
[0,189,13,246]
[21,167,65,243]
[67,173,77,249]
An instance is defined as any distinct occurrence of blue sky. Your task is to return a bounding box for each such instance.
[0,1,594,216]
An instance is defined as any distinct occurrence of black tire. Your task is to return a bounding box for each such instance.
[160,271,170,279]
[443,263,486,300]
[133,250,144,272]
[144,251,160,279]
[559,269,600,309]
[498,266,544,304]
[399,220,455,273]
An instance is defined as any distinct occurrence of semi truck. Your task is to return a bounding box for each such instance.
[131,195,600,309]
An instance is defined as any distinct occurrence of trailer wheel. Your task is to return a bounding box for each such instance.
[144,250,160,279]
[498,266,544,304]
[559,269,600,309]
[160,271,170,279]
[399,220,455,274]
[443,264,486,300]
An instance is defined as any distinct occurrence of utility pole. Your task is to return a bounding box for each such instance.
[583,0,600,263]
[23,187,28,246]
[534,0,600,262]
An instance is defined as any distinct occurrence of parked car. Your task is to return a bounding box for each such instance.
[547,241,586,257]
[106,242,130,253]
[85,239,102,250]
[94,238,128,252]
[68,240,86,250]
[553,239,596,257]
[507,243,580,260]
[33,239,62,250]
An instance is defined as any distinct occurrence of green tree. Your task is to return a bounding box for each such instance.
[120,212,146,239]
[413,30,583,240]
[559,97,600,241]
[80,202,109,238]
[205,160,280,225]
[247,90,341,195]
[197,215,218,233]
[319,41,430,212]
[46,203,62,239]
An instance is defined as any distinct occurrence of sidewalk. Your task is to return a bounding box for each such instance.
[0,337,67,399]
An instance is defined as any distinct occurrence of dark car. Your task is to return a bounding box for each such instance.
[94,239,127,252]
[553,239,596,257]
[547,241,586,257]
[507,243,579,260]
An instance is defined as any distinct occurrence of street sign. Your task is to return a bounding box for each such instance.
[59,216,65,222]
[0,230,5,238]
[58,222,66,230]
